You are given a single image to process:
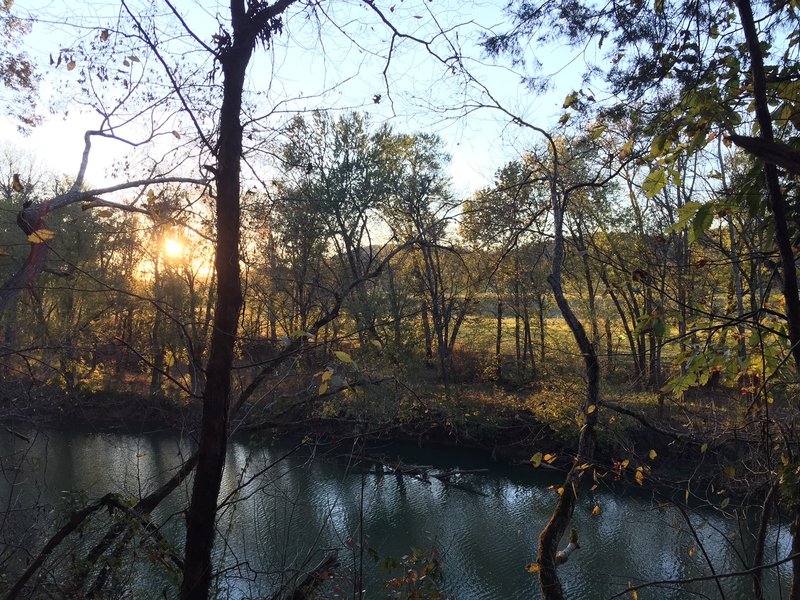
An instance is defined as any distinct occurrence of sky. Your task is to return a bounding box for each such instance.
[0,0,587,197]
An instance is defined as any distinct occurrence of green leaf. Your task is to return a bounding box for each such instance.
[334,351,353,364]
[530,452,543,468]
[642,169,669,198]
[689,203,715,243]
[563,91,579,109]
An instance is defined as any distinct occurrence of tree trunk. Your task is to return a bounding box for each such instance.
[736,1,800,596]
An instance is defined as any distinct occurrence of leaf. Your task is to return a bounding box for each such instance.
[319,381,329,396]
[635,467,644,486]
[642,169,669,198]
[562,91,579,109]
[724,466,736,479]
[66,60,76,71]
[556,487,565,495]
[720,497,730,509]
[544,453,557,464]
[334,351,353,364]
[621,459,630,469]
[587,404,596,414]
[164,351,175,368]
[530,452,543,468]
[649,449,657,460]
[619,140,634,159]
[172,130,181,139]
[630,589,639,600]
[688,545,696,557]
[525,563,540,573]
[27,229,56,244]
[558,113,570,125]
[591,504,601,516]
[321,369,333,383]
[700,442,708,453]
[128,55,140,63]
[12,173,23,192]
[99,29,109,42]
[689,203,716,243]
[96,209,113,218]
[371,339,382,350]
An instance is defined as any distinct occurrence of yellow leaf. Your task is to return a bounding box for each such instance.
[619,140,634,159]
[164,351,175,368]
[530,452,543,468]
[319,381,329,396]
[556,487,565,496]
[321,369,333,383]
[688,545,696,557]
[587,404,596,414]
[630,590,639,600]
[635,467,644,486]
[591,504,601,516]
[544,453,556,464]
[649,449,657,460]
[525,563,540,573]
[27,229,56,244]
[621,459,630,469]
[334,351,353,364]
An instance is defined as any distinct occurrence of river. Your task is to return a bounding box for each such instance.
[0,427,792,598]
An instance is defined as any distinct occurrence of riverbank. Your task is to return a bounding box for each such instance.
[0,378,744,499]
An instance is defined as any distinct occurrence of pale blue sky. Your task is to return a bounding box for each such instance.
[1,0,589,196]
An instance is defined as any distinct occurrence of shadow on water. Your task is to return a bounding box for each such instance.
[0,428,792,599]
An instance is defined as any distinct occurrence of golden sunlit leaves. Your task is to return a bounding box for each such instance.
[319,368,333,395]
[649,449,657,460]
[635,467,644,486]
[27,229,56,243]
[544,453,556,464]
[619,140,634,159]
[630,588,639,600]
[11,173,23,192]
[587,404,596,414]
[525,563,540,573]
[591,504,601,516]
[556,487,565,496]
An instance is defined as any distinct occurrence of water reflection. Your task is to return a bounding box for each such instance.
[0,428,792,599]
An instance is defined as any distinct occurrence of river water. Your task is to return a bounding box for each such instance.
[0,427,792,599]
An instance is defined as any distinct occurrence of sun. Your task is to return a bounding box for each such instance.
[163,237,184,259]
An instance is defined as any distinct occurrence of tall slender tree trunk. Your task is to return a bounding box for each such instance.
[537,178,599,600]
[736,1,800,596]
